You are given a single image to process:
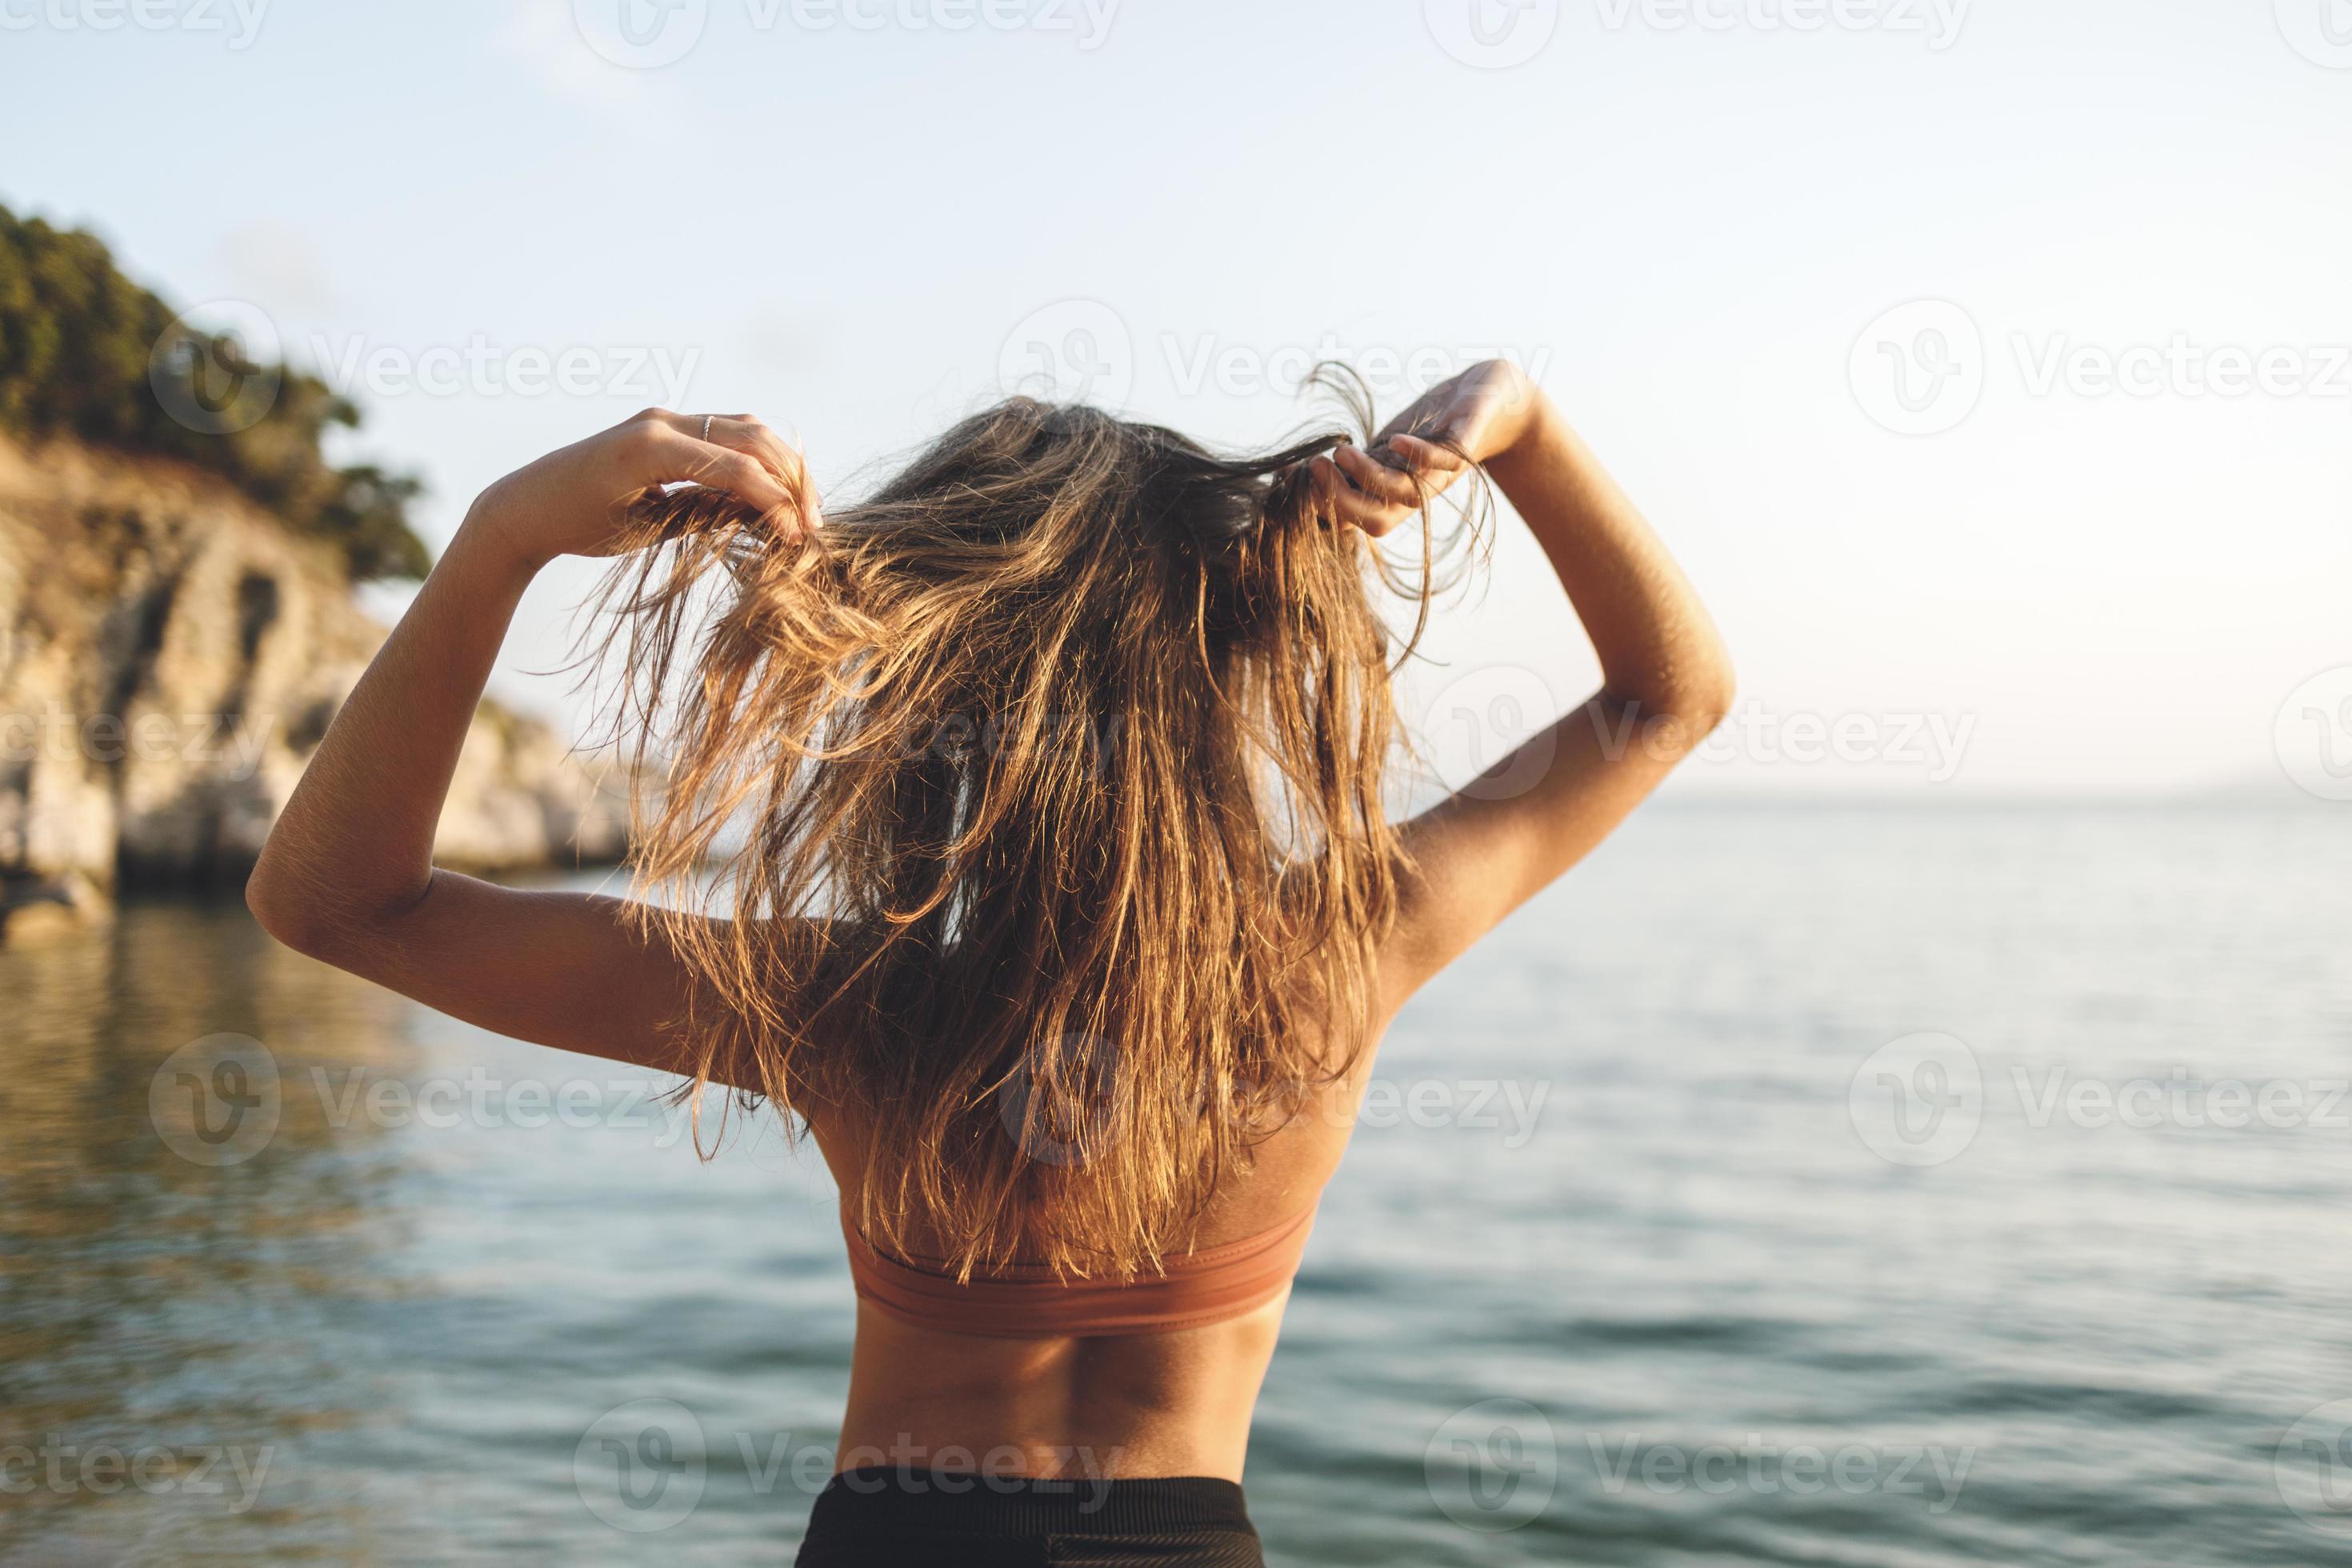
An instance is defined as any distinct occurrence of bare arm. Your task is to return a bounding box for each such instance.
[244,409,814,1080]
[1310,362,1734,1016]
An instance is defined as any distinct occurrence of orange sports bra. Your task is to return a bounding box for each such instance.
[841,1202,1318,1338]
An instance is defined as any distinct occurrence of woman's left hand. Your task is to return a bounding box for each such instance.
[1293,361,1541,538]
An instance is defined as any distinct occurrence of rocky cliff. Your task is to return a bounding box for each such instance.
[0,433,628,941]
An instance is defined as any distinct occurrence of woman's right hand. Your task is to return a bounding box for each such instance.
[1309,359,1546,537]
[466,408,818,567]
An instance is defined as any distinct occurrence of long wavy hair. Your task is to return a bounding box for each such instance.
[588,371,1485,1279]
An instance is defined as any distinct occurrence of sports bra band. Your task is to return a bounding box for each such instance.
[841,1202,1318,1339]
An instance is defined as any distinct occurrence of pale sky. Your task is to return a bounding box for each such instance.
[6,0,2350,799]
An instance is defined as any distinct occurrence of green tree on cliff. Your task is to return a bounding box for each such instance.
[0,202,429,579]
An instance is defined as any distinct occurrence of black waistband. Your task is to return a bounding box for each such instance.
[810,1466,1255,1537]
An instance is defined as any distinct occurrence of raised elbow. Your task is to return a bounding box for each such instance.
[244,857,376,962]
[1669,662,1737,737]
[245,862,327,957]
[1610,662,1735,762]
